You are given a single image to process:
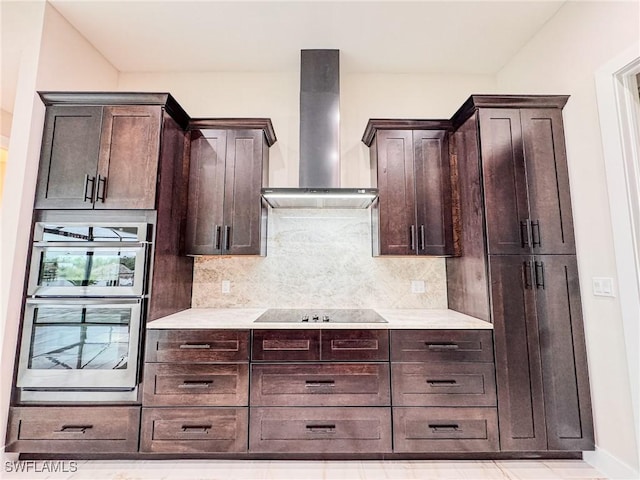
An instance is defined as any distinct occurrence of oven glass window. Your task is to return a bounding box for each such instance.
[28,306,131,370]
[41,225,142,242]
[37,249,139,288]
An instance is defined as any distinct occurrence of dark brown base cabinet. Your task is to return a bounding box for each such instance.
[446,95,594,453]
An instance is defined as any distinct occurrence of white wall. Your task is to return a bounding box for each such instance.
[497,1,640,477]
[0,1,119,450]
[118,71,495,187]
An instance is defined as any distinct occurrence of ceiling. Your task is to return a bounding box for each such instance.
[2,0,568,116]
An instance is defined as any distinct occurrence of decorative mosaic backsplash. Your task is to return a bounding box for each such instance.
[192,209,447,308]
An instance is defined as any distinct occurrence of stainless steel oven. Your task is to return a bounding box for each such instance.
[28,222,149,297]
[17,220,152,402]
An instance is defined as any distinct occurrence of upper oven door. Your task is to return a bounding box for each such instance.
[17,298,142,390]
[28,244,148,297]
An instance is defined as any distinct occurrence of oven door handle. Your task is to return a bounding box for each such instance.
[32,241,150,248]
[25,298,142,305]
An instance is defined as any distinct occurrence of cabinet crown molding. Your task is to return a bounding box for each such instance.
[188,118,277,147]
[38,91,190,129]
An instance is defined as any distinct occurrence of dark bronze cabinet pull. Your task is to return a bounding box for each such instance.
[60,425,93,433]
[520,219,534,248]
[531,220,541,247]
[96,174,107,202]
[83,175,96,202]
[429,424,460,432]
[179,343,211,349]
[427,379,458,386]
[214,225,222,250]
[181,425,212,433]
[305,380,335,387]
[179,380,213,389]
[426,342,459,350]
[523,261,534,289]
[224,225,231,251]
[419,225,426,251]
[306,424,336,433]
[535,261,545,289]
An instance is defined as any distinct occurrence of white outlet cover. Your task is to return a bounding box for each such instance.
[411,280,426,294]
[221,280,231,294]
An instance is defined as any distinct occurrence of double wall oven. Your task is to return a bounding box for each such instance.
[17,216,153,402]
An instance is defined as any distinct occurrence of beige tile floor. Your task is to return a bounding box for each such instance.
[1,459,609,480]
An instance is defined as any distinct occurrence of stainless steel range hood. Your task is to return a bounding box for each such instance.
[262,50,378,209]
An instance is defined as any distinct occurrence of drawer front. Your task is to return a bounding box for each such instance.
[6,406,140,453]
[393,407,499,452]
[146,329,249,363]
[140,407,248,453]
[321,329,389,361]
[392,363,496,407]
[252,330,320,361]
[249,407,391,453]
[143,363,249,406]
[391,330,494,363]
[251,363,390,406]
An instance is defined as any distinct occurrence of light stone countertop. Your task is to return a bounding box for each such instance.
[147,308,493,330]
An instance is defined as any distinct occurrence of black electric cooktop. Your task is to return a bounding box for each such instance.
[253,308,387,324]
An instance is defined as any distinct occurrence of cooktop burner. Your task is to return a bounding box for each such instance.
[254,309,387,324]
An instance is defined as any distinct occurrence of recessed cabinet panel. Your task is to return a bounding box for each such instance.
[251,363,390,406]
[6,406,140,453]
[249,407,392,454]
[534,255,593,450]
[321,329,389,361]
[521,110,576,254]
[35,106,103,209]
[146,329,250,363]
[140,407,248,453]
[96,106,162,209]
[479,109,530,255]
[376,130,416,255]
[252,330,321,361]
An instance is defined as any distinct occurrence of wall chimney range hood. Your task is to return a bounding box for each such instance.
[261,50,378,209]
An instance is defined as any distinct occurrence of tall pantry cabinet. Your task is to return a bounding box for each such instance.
[446,96,594,452]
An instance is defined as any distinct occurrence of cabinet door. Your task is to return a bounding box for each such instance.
[35,106,102,209]
[96,105,162,209]
[185,129,227,254]
[479,109,530,255]
[222,129,265,255]
[375,130,416,255]
[522,109,576,254]
[489,255,547,451]
[534,255,594,450]
[414,130,453,256]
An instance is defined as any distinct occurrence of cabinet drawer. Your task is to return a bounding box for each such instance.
[321,330,389,361]
[6,406,140,453]
[140,407,248,453]
[392,363,496,406]
[393,407,499,452]
[146,329,249,363]
[249,407,391,453]
[391,330,494,362]
[143,363,249,406]
[251,363,390,406]
[252,330,320,361]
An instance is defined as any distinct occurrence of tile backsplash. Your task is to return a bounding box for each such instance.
[192,209,447,308]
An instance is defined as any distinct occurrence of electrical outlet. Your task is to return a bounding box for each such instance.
[221,280,231,294]
[411,280,426,294]
[592,277,615,297]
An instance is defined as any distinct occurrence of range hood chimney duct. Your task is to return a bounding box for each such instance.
[262,49,378,209]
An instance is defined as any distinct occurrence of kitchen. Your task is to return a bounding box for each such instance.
[1,1,639,479]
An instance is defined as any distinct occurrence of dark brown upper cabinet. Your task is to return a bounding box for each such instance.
[35,93,189,210]
[477,106,575,255]
[363,120,454,256]
[185,119,276,256]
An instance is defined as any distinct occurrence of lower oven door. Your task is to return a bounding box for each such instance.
[17,298,142,390]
